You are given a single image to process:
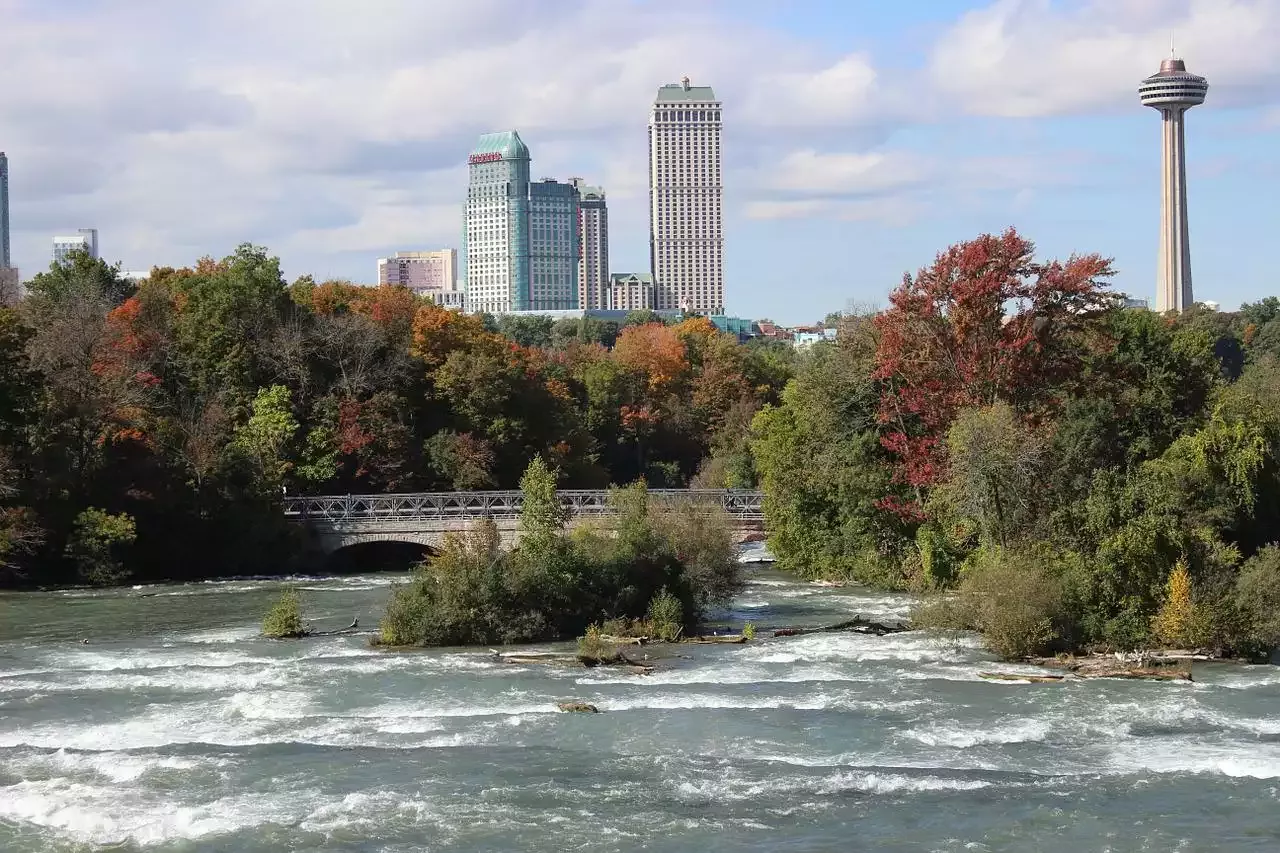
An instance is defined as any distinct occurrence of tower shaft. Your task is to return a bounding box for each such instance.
[1156,107,1194,313]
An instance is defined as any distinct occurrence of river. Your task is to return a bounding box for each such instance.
[2,561,1280,851]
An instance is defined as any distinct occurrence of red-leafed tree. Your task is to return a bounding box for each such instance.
[873,228,1114,507]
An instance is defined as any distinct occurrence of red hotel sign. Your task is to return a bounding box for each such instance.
[468,152,502,164]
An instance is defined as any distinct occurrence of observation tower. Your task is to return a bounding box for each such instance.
[1139,52,1208,314]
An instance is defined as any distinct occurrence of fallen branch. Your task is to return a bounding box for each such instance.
[600,635,648,645]
[772,616,909,638]
[979,672,1066,683]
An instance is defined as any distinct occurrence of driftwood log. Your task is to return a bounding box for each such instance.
[310,618,361,637]
[1033,654,1194,682]
[600,635,648,645]
[980,672,1066,683]
[772,616,910,638]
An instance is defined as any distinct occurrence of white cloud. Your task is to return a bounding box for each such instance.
[1,0,1276,284]
[763,149,929,195]
[929,0,1280,117]
[744,198,920,226]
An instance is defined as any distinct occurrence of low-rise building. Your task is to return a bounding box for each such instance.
[791,327,838,349]
[377,250,458,293]
[607,273,654,312]
[423,290,466,311]
[708,315,759,342]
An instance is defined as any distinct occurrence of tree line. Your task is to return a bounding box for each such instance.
[6,228,1279,660]
[752,228,1280,657]
[0,246,794,587]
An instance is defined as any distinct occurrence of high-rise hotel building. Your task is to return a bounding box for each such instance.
[570,178,608,310]
[648,77,723,314]
[463,131,580,314]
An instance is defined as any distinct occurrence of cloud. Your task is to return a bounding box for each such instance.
[744,198,921,226]
[0,0,1276,286]
[0,0,919,275]
[762,149,930,196]
[928,0,1280,117]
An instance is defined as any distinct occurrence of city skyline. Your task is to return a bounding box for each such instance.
[1,2,1279,323]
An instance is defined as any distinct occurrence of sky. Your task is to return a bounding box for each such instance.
[2,0,1278,324]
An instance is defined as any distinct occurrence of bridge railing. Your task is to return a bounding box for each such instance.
[283,489,765,523]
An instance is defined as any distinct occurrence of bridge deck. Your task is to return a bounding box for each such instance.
[283,489,765,523]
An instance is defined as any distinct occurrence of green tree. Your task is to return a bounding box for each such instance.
[232,385,298,487]
[937,403,1043,548]
[65,508,136,585]
[751,323,899,582]
[519,455,566,539]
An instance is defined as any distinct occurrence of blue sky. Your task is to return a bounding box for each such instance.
[2,0,1277,323]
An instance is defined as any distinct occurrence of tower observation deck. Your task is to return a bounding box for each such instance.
[1139,57,1208,314]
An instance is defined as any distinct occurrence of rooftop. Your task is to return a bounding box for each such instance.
[655,76,717,103]
[469,130,530,161]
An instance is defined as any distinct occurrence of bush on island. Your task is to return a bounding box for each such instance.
[378,456,742,647]
[263,586,308,638]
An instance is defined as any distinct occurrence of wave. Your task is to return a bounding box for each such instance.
[3,748,226,784]
[0,778,332,846]
[901,718,1052,748]
[672,768,991,804]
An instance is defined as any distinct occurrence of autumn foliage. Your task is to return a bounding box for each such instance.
[873,228,1114,497]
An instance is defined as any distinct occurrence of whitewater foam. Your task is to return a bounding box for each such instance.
[902,718,1052,749]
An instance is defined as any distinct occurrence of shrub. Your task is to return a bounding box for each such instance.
[376,464,743,648]
[379,578,432,646]
[1234,545,1280,650]
[645,588,684,642]
[915,546,1066,660]
[577,623,619,664]
[648,496,741,617]
[263,586,308,638]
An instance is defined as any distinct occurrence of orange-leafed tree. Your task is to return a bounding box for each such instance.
[613,322,689,392]
[307,280,363,316]
[353,284,418,345]
[873,228,1114,504]
[410,303,497,370]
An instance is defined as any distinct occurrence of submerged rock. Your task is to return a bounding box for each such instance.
[557,702,600,713]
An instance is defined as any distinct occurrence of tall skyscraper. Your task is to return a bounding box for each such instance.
[529,178,580,311]
[463,131,579,314]
[53,228,99,265]
[377,250,457,293]
[0,152,10,269]
[570,178,609,310]
[1140,53,1208,314]
[648,76,723,314]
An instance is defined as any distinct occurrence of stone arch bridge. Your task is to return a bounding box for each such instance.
[284,489,767,556]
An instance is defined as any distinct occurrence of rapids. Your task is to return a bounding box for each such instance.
[2,564,1279,851]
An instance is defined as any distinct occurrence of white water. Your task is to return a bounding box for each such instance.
[2,570,1280,851]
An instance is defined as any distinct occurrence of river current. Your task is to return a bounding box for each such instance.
[2,555,1280,851]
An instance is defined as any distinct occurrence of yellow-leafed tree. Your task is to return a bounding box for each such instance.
[1151,558,1210,649]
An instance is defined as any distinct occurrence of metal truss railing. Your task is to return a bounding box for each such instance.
[283,489,765,523]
